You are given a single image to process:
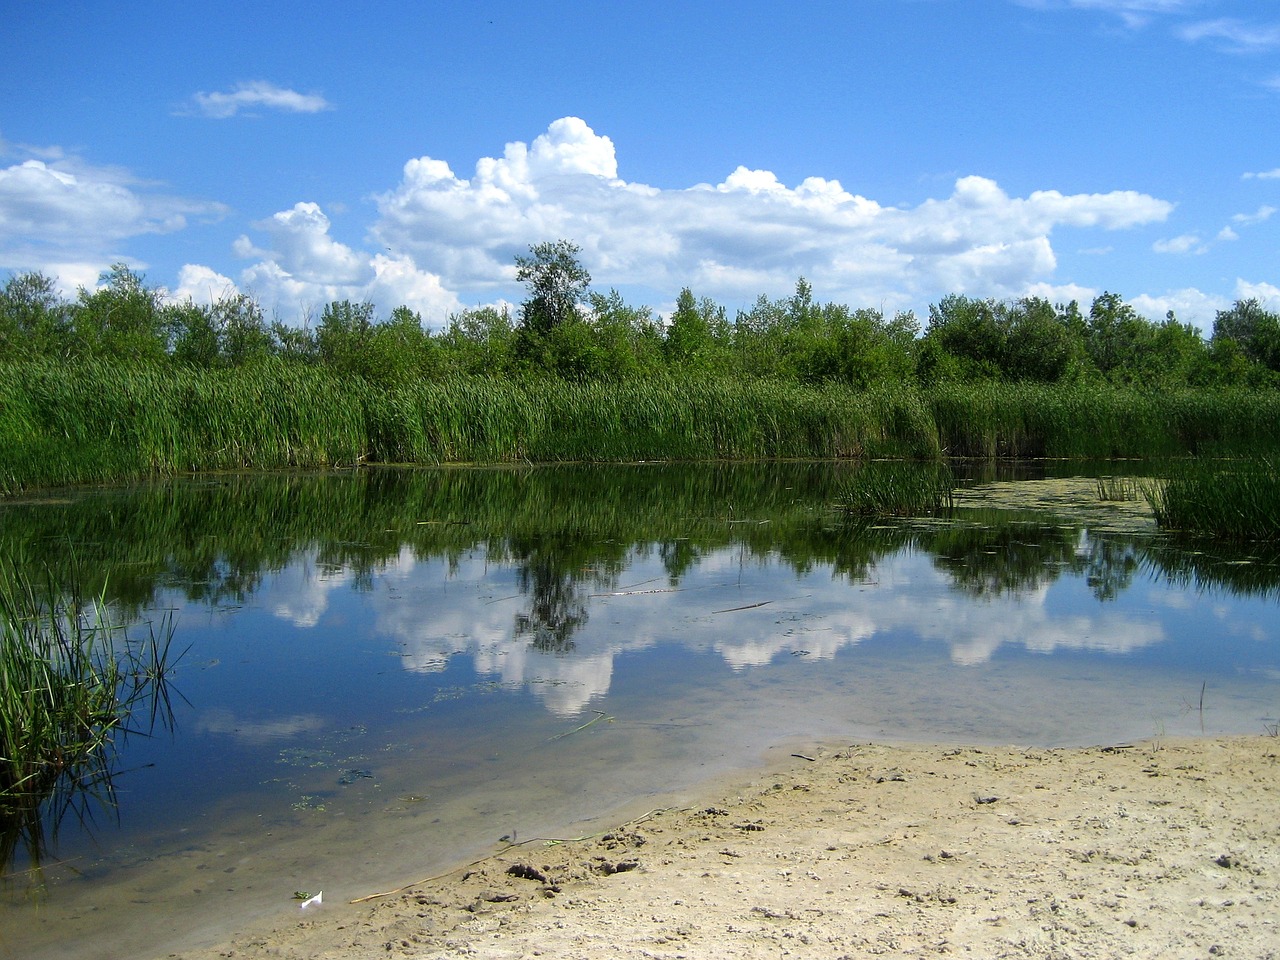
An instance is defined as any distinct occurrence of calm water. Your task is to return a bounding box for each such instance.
[2,463,1278,959]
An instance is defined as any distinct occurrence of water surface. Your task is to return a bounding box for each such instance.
[1,462,1277,959]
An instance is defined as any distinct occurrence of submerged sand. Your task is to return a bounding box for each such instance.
[167,735,1279,959]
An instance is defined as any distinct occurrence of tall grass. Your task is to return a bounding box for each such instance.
[7,360,1280,495]
[1147,458,1280,541]
[0,558,179,868]
[926,382,1280,459]
[842,460,955,518]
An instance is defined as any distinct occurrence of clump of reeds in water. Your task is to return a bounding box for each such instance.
[1095,476,1144,502]
[1147,458,1280,542]
[841,460,956,518]
[0,559,179,870]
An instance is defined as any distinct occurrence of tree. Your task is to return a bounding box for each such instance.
[316,299,376,376]
[1212,299,1280,371]
[514,240,591,337]
[0,271,71,360]
[71,263,167,362]
[438,305,515,375]
[214,293,273,366]
[664,288,730,372]
[1085,292,1153,380]
[167,301,220,366]
[365,305,437,384]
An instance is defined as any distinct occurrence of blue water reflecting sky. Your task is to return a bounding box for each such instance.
[3,466,1279,960]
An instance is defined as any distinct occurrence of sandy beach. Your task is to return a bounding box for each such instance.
[167,735,1280,959]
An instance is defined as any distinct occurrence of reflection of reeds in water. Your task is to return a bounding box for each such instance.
[841,461,955,518]
[1148,458,1280,542]
[0,559,180,873]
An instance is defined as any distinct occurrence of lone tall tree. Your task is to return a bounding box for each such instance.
[515,240,591,337]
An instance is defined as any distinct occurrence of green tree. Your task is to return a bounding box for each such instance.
[515,240,591,337]
[586,289,663,379]
[316,299,376,376]
[664,287,731,372]
[999,298,1082,383]
[365,305,437,384]
[167,301,220,366]
[1212,299,1280,371]
[0,271,72,360]
[70,263,167,362]
[214,293,273,366]
[437,305,516,375]
[1085,292,1154,381]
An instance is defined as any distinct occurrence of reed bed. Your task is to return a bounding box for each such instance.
[0,559,179,867]
[1146,458,1280,541]
[841,460,955,517]
[6,361,1280,494]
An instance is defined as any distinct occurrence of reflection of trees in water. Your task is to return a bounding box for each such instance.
[506,534,624,654]
[6,464,1280,633]
[930,521,1080,598]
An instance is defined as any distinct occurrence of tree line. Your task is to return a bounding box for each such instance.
[2,240,1278,388]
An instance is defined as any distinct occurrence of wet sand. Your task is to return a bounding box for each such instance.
[164,735,1280,959]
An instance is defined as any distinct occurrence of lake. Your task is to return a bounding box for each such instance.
[1,462,1278,959]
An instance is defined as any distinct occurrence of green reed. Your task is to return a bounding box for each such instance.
[7,361,1280,495]
[1147,458,1280,541]
[925,382,1280,460]
[841,460,955,518]
[0,558,179,868]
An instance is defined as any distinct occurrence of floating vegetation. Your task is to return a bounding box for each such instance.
[0,558,180,871]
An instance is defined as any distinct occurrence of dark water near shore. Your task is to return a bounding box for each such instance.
[1,462,1278,959]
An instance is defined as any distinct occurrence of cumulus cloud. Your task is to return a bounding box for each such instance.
[0,154,224,247]
[232,201,461,321]
[0,143,226,293]
[1237,278,1280,304]
[1130,287,1229,325]
[1243,167,1280,179]
[365,116,1171,314]
[171,263,239,305]
[189,81,332,119]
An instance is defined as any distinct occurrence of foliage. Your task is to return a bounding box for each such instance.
[514,239,591,338]
[1147,458,1280,541]
[0,558,179,869]
[842,460,955,517]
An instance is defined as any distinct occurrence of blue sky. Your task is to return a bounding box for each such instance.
[1,0,1276,331]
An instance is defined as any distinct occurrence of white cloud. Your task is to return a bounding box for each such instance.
[1243,167,1280,179]
[189,81,332,119]
[1236,278,1280,305]
[251,202,368,286]
[170,263,239,305]
[0,146,226,293]
[1217,226,1239,241]
[1153,232,1207,254]
[367,116,1171,313]
[1179,18,1280,53]
[0,156,222,245]
[1129,287,1228,329]
[231,201,460,321]
[1232,205,1277,225]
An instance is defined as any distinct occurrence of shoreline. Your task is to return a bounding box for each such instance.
[162,734,1280,959]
